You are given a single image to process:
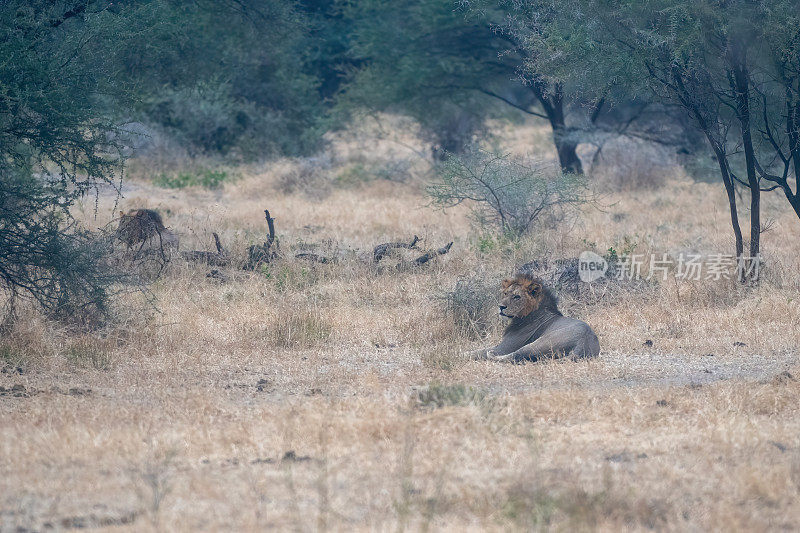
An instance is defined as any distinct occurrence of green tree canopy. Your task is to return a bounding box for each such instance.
[0,0,328,322]
[339,0,587,173]
[505,0,800,277]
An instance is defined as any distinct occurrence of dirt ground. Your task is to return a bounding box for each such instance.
[2,121,800,531]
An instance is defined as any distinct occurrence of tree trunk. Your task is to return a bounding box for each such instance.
[530,83,584,175]
[730,42,761,281]
[554,130,583,174]
[786,90,800,218]
[671,67,745,264]
[714,148,746,260]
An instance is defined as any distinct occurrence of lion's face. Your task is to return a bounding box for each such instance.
[498,277,544,318]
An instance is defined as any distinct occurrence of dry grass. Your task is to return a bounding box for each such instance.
[2,117,800,531]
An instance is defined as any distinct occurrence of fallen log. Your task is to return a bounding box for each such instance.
[295,252,330,264]
[373,235,419,263]
[397,242,453,270]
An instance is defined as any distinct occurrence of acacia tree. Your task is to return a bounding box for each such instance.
[340,0,588,173]
[508,0,800,280]
[0,2,149,325]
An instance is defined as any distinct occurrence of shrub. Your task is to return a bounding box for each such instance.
[0,3,154,328]
[1,176,129,328]
[473,232,523,257]
[275,155,333,198]
[589,137,678,191]
[419,105,486,160]
[141,76,322,159]
[429,149,591,236]
[441,274,498,339]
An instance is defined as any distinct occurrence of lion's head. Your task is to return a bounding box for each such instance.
[116,209,167,246]
[498,274,555,319]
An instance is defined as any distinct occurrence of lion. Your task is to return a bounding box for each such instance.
[467,273,600,362]
[115,208,178,258]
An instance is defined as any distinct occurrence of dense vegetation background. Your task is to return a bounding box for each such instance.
[2,0,799,317]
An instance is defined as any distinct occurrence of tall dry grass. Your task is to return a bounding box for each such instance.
[1,116,799,531]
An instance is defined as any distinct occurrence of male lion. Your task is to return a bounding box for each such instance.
[467,274,600,362]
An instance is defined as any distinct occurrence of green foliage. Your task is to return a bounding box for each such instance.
[476,234,496,255]
[0,2,160,324]
[338,0,521,154]
[153,168,236,190]
[505,0,800,257]
[605,235,640,265]
[474,232,523,256]
[129,1,325,158]
[341,0,593,172]
[429,149,591,236]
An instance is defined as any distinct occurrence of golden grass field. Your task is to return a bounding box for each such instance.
[2,119,800,531]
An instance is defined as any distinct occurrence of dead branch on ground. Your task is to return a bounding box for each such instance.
[181,232,229,266]
[373,235,420,263]
[244,210,279,270]
[397,241,454,270]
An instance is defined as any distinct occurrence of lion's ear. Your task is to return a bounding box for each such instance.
[501,278,513,289]
[528,281,542,295]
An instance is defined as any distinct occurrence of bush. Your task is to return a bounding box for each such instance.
[0,175,128,329]
[275,155,334,198]
[419,105,486,160]
[589,137,678,190]
[441,274,498,339]
[0,3,154,328]
[143,83,319,158]
[429,149,591,236]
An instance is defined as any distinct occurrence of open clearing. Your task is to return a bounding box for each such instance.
[2,124,800,531]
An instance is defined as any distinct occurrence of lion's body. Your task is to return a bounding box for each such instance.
[116,209,178,257]
[468,274,600,363]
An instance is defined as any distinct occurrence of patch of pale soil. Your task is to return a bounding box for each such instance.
[479,349,799,395]
[3,349,795,409]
